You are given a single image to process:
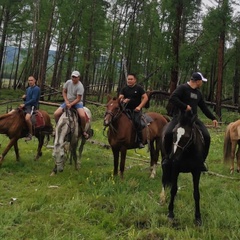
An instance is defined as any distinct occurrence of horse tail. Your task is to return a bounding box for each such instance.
[223,124,232,163]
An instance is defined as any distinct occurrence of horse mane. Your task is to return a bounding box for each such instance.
[178,111,197,126]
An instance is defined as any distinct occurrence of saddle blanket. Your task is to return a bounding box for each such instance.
[141,114,153,128]
[31,111,45,128]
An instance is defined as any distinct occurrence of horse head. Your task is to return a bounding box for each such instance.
[171,111,197,162]
[52,142,68,172]
[103,96,123,126]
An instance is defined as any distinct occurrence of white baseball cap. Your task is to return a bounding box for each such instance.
[71,71,80,77]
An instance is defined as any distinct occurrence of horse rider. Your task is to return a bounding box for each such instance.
[162,72,218,171]
[20,76,41,141]
[54,70,89,138]
[118,73,148,149]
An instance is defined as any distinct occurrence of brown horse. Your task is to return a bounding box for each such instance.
[103,96,168,178]
[0,108,53,166]
[223,120,240,174]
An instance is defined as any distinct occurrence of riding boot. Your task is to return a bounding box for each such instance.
[201,147,209,172]
[25,120,33,141]
[137,130,144,149]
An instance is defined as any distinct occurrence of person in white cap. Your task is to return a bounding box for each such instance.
[162,72,218,171]
[54,70,88,138]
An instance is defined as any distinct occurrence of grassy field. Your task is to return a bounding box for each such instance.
[0,91,240,239]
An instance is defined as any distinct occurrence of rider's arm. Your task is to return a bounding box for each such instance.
[137,93,148,110]
[62,88,69,104]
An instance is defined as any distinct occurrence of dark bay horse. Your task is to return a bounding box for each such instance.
[223,120,240,174]
[160,111,205,226]
[51,107,92,175]
[0,108,53,165]
[103,96,168,178]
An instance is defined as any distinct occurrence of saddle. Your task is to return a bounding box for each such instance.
[125,110,153,129]
[31,110,45,128]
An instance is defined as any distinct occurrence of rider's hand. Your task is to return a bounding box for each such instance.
[19,104,24,109]
[134,106,141,112]
[122,98,130,104]
[66,103,71,109]
[185,105,192,111]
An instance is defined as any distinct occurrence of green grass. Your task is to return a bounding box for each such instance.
[0,93,240,239]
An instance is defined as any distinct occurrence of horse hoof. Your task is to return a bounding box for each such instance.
[150,173,155,179]
[194,218,202,226]
[167,212,174,220]
[50,171,56,176]
[237,169,240,173]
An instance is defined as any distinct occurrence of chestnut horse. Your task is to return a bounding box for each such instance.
[223,119,240,174]
[103,96,168,178]
[0,108,53,166]
[160,111,205,226]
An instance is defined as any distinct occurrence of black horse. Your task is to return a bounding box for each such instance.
[160,111,205,226]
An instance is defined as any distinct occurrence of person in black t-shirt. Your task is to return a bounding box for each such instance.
[162,72,218,171]
[119,73,148,148]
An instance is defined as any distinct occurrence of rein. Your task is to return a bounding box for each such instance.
[103,102,126,134]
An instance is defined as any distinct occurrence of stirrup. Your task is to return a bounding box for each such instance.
[25,134,32,142]
[83,132,89,139]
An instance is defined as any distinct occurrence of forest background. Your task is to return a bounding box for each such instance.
[0,0,240,120]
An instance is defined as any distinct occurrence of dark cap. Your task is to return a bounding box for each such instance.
[191,72,207,82]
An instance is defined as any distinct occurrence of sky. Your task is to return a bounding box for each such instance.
[203,0,240,15]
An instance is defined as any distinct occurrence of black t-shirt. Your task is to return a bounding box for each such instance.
[120,84,145,110]
[170,83,216,120]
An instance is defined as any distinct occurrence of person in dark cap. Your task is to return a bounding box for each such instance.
[162,72,218,171]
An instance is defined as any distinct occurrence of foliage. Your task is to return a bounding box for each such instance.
[1,0,240,109]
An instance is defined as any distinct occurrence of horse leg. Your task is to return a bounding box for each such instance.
[35,134,44,160]
[168,170,179,221]
[150,139,160,179]
[78,137,86,159]
[71,143,78,170]
[236,144,240,173]
[112,148,119,176]
[76,138,86,170]
[192,171,202,226]
[0,138,18,165]
[160,185,166,205]
[50,165,57,176]
[13,141,20,161]
[230,141,237,174]
[120,149,127,179]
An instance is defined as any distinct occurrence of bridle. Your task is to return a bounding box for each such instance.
[104,101,127,133]
[173,127,194,153]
